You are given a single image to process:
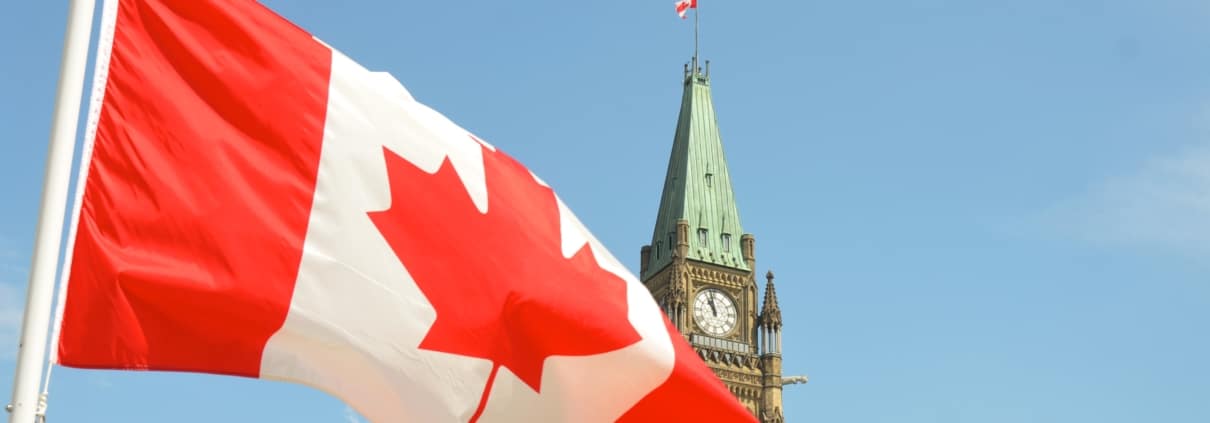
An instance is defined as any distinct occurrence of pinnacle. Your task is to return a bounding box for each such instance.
[759,269,782,328]
[762,271,780,311]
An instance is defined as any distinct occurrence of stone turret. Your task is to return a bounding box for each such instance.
[758,271,784,423]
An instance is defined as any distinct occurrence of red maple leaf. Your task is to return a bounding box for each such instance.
[368,138,642,420]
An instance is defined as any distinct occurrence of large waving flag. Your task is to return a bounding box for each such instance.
[50,1,754,422]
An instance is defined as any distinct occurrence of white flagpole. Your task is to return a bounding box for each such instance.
[694,0,699,63]
[7,0,97,422]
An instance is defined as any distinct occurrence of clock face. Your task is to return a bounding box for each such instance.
[693,288,737,336]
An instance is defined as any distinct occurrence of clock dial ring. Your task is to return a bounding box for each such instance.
[693,288,738,336]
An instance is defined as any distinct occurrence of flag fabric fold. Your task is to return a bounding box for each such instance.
[52,0,755,422]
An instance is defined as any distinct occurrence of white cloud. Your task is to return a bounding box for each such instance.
[88,374,114,389]
[1048,144,1210,256]
[0,282,24,359]
[0,236,26,280]
[0,262,25,279]
[343,405,365,423]
[0,238,26,359]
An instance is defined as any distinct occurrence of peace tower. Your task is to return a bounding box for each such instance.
[639,58,793,422]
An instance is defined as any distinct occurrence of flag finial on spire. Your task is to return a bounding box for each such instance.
[674,0,700,71]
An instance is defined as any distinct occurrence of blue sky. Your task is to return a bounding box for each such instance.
[3,0,1209,422]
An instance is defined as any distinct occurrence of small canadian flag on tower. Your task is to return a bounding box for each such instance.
[676,0,698,18]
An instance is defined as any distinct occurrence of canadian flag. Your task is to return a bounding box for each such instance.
[52,1,754,422]
[676,0,698,19]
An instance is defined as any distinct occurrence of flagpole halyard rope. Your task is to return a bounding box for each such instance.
[32,1,122,421]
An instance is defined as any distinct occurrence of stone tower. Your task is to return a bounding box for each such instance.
[639,58,786,422]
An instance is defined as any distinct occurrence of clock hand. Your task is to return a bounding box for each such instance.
[708,295,717,317]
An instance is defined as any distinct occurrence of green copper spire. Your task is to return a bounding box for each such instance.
[643,62,748,280]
